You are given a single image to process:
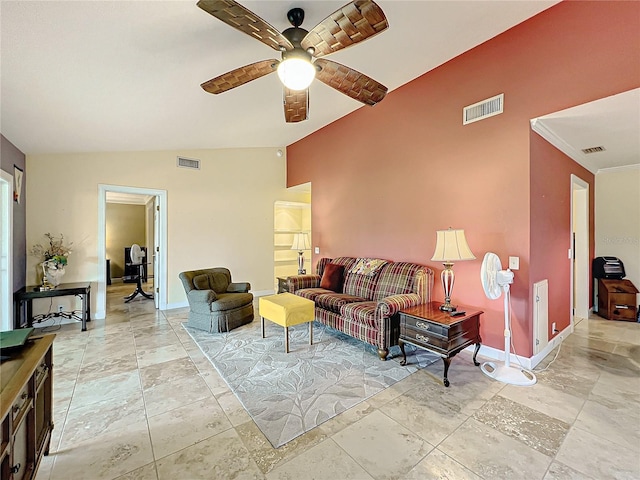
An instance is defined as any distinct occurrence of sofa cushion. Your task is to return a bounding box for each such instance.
[372,262,425,300]
[209,292,254,313]
[317,257,358,278]
[343,260,389,300]
[340,301,378,328]
[320,263,344,292]
[294,287,332,302]
[314,293,367,313]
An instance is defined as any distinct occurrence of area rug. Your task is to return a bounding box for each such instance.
[183,319,439,448]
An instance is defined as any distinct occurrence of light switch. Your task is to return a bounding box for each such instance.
[509,256,519,270]
[314,247,320,254]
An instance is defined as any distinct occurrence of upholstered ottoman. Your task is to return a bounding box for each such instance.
[259,293,315,353]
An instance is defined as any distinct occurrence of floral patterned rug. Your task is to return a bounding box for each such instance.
[184,319,439,448]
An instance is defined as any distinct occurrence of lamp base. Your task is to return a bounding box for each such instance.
[439,303,457,312]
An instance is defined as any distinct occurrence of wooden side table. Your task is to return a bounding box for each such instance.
[399,302,483,387]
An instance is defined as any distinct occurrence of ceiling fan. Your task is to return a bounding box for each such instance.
[197,0,389,123]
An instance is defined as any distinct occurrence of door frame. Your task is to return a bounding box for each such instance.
[97,184,167,318]
[1,170,13,330]
[570,174,590,323]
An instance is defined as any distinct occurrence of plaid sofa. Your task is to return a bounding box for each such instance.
[287,257,433,360]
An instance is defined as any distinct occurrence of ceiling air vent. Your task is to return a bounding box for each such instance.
[177,156,200,170]
[463,93,504,125]
[581,146,606,154]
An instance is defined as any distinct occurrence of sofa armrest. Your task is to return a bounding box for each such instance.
[376,293,421,318]
[287,274,321,293]
[188,289,217,304]
[227,282,250,293]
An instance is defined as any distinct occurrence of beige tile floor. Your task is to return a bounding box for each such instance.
[33,282,640,480]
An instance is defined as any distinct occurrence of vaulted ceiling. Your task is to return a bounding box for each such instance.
[2,1,637,172]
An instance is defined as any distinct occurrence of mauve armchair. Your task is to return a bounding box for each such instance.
[179,267,254,333]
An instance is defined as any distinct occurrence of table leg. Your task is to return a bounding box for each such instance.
[261,317,265,338]
[399,339,407,366]
[442,357,451,387]
[86,289,92,322]
[26,300,34,328]
[284,326,289,353]
[81,293,87,331]
[473,342,481,366]
[309,321,313,345]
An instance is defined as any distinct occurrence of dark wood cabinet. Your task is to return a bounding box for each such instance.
[1,334,54,480]
[597,279,638,321]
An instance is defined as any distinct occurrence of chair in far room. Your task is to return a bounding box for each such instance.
[179,267,254,333]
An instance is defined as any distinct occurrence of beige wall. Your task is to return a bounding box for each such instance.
[595,166,640,307]
[106,203,145,278]
[26,148,307,315]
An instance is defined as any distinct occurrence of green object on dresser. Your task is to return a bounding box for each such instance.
[0,328,35,350]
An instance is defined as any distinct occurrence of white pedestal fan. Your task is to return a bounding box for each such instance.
[480,252,536,386]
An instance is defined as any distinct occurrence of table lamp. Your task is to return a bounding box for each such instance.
[291,233,310,274]
[431,228,475,311]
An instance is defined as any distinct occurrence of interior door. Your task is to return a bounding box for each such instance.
[0,170,13,330]
[153,196,159,309]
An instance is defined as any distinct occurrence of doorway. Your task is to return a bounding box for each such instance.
[571,175,590,322]
[97,184,167,319]
[1,170,13,330]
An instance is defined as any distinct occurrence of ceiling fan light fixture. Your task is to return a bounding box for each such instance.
[277,57,316,91]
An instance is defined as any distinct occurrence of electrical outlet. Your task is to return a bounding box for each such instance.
[314,247,320,254]
[58,305,64,313]
[508,256,519,270]
[552,322,557,333]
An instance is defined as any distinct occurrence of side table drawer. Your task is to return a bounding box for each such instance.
[401,322,479,353]
[402,315,449,337]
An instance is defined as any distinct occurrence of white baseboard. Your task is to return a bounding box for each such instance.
[465,322,572,370]
[165,301,188,310]
[251,289,276,298]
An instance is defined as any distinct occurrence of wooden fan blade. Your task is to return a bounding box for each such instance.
[201,60,278,94]
[197,0,293,51]
[314,58,387,106]
[283,88,308,123]
[301,0,388,58]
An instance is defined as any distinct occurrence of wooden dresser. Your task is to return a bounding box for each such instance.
[1,334,55,480]
[597,279,638,321]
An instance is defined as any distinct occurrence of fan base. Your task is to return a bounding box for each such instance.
[480,362,536,386]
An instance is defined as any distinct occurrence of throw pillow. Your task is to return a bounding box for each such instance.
[193,274,210,290]
[320,263,345,292]
[348,258,387,276]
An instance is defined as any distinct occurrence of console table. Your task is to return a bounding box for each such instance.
[399,302,482,387]
[1,334,55,479]
[14,283,91,331]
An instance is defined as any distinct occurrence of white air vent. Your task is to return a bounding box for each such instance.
[177,156,200,170]
[581,146,606,154]
[463,93,504,125]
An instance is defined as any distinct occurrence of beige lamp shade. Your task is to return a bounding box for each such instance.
[291,233,310,251]
[431,229,475,262]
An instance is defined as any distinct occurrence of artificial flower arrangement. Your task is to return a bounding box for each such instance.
[30,233,73,268]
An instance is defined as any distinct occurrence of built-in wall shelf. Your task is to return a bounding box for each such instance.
[274,200,311,287]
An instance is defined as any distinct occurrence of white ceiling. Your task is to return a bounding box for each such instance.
[532,89,640,174]
[2,1,636,173]
[1,0,559,154]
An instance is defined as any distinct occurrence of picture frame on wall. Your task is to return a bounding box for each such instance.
[14,165,23,203]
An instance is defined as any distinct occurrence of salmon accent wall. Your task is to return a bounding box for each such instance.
[530,131,595,343]
[287,1,639,357]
